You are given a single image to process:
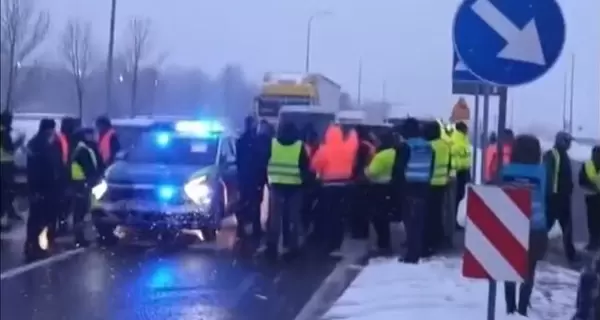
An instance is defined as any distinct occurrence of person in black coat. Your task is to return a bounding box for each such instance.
[235,116,268,239]
[25,118,62,260]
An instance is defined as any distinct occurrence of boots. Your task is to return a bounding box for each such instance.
[504,282,517,314]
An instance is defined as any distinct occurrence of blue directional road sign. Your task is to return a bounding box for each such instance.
[453,0,566,87]
[452,50,479,83]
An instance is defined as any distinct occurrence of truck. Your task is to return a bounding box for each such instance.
[254,72,342,132]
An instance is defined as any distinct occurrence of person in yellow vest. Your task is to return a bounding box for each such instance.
[70,128,101,247]
[579,145,600,251]
[424,122,451,256]
[363,129,397,256]
[544,131,578,263]
[265,121,314,262]
[450,122,472,228]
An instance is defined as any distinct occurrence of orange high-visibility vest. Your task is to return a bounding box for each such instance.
[57,133,69,164]
[98,128,116,164]
[484,143,512,182]
[312,125,358,182]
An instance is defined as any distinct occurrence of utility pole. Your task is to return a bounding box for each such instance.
[568,53,575,134]
[381,79,387,103]
[561,69,568,131]
[304,11,332,73]
[357,58,363,106]
[106,0,117,115]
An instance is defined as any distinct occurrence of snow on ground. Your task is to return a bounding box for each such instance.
[323,257,579,320]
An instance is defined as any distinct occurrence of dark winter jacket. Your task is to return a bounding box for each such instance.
[236,130,269,187]
[26,134,62,195]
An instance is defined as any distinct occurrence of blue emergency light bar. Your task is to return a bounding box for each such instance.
[174,120,224,135]
[154,131,172,147]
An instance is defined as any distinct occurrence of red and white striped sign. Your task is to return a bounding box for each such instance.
[462,185,532,282]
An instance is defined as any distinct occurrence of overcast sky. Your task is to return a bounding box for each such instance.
[38,0,599,138]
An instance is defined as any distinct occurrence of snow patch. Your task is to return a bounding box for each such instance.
[323,257,578,320]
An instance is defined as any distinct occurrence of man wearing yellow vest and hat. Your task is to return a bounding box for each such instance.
[579,145,600,251]
[70,128,101,247]
[265,121,314,262]
[425,122,451,256]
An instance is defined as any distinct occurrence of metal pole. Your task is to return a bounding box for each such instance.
[106,0,117,116]
[357,58,363,105]
[304,16,314,73]
[568,53,575,134]
[481,87,490,176]
[472,84,481,181]
[496,86,508,179]
[562,69,568,131]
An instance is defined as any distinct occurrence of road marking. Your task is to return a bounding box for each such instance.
[0,248,86,281]
[294,259,364,320]
[294,240,369,320]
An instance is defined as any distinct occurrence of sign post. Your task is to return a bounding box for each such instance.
[471,85,481,180]
[453,0,566,318]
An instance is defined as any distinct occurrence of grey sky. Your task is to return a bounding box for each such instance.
[39,0,599,138]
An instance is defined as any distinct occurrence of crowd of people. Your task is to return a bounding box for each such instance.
[0,111,120,261]
[234,115,473,263]
[233,115,599,318]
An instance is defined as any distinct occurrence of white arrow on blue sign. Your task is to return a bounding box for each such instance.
[453,0,566,87]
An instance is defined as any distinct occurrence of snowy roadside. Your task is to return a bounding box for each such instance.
[323,257,579,320]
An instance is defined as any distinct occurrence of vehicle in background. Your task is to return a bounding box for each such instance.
[336,109,367,124]
[111,118,157,150]
[112,116,197,150]
[92,120,240,246]
[278,105,337,141]
[255,72,342,126]
[339,122,392,145]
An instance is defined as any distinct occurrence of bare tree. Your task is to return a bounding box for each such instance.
[61,20,93,118]
[0,0,49,111]
[123,17,152,117]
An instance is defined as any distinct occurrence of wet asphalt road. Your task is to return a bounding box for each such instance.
[1,225,338,320]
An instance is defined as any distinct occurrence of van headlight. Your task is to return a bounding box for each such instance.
[184,176,211,205]
[92,180,108,200]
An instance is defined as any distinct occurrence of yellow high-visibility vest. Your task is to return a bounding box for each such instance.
[430,139,451,186]
[71,143,97,181]
[267,139,302,185]
[584,160,600,192]
[365,148,396,183]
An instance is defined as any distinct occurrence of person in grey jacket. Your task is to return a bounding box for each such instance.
[572,253,599,320]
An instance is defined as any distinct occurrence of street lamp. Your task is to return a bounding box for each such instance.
[106,0,117,114]
[304,11,332,73]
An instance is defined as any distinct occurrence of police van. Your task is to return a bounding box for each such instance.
[91,120,239,245]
